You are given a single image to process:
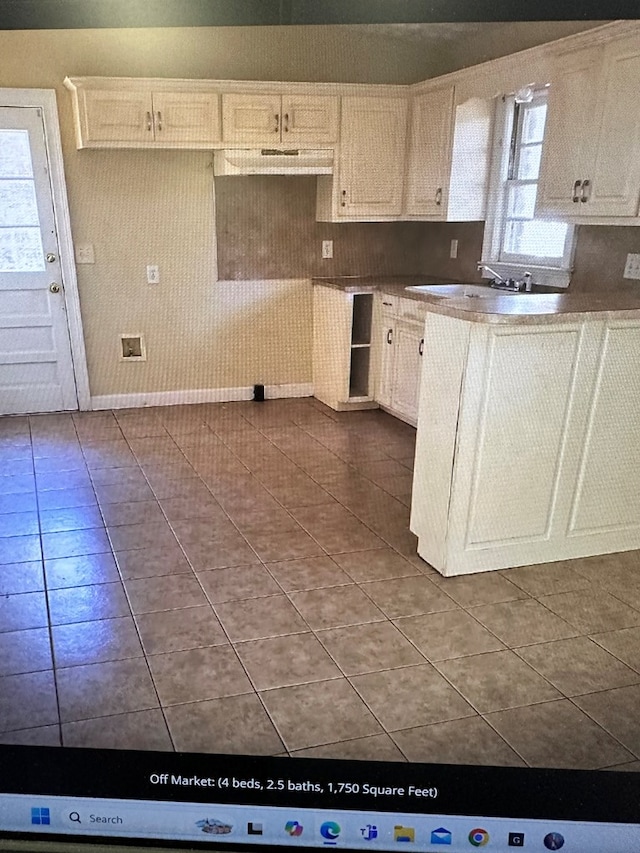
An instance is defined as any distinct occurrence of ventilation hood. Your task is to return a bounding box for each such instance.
[213,148,333,176]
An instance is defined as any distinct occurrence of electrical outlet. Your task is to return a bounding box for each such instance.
[146,265,160,284]
[623,253,640,280]
[322,240,333,259]
[75,243,95,264]
[450,239,459,259]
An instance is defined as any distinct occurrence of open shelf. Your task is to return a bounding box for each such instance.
[349,346,371,398]
[351,293,373,345]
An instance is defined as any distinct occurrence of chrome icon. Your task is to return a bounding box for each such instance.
[468,828,489,847]
[320,822,341,841]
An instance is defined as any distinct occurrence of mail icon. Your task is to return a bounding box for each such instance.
[430,827,452,845]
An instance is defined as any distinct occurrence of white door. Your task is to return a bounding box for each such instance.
[0,106,78,415]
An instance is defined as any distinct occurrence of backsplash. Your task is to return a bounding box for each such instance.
[570,225,640,293]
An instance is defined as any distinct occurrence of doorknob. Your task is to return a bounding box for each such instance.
[46,253,56,263]
[49,283,60,293]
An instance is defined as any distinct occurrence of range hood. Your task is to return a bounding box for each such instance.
[213,148,333,176]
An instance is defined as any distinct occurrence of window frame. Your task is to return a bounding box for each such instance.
[480,88,575,289]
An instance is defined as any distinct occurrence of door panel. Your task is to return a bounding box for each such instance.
[152,92,220,144]
[0,106,78,414]
[222,94,281,143]
[81,90,152,144]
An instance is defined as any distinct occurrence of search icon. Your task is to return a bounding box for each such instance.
[69,812,81,824]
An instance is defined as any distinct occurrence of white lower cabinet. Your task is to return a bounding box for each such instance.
[374,295,425,425]
[411,312,640,576]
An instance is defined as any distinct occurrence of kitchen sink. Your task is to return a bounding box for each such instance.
[406,284,516,298]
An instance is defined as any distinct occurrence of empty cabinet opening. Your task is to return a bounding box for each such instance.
[349,347,370,398]
[351,293,373,345]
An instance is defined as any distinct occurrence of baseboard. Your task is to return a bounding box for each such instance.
[91,383,314,411]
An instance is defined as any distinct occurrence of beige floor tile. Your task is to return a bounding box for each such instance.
[540,589,640,633]
[148,645,252,706]
[0,726,61,746]
[62,709,173,750]
[124,574,206,614]
[0,591,48,632]
[351,664,475,731]
[487,699,634,769]
[45,553,119,589]
[159,494,225,522]
[394,610,504,662]
[574,684,640,757]
[94,481,155,505]
[0,670,59,732]
[570,551,640,588]
[317,622,425,675]
[290,585,385,630]
[266,556,352,592]
[37,487,97,512]
[169,515,238,543]
[100,500,165,527]
[0,561,44,595]
[470,599,578,648]
[333,549,420,582]
[41,527,110,561]
[502,561,592,597]
[198,565,282,603]
[0,534,42,565]
[52,616,143,667]
[260,678,383,751]
[114,541,191,580]
[90,466,149,488]
[36,469,92,491]
[82,440,137,469]
[48,582,130,625]
[517,637,640,696]
[181,534,259,570]
[292,733,406,761]
[165,694,284,754]
[360,576,456,619]
[591,627,640,671]
[392,716,525,766]
[38,506,104,534]
[107,520,178,552]
[0,628,52,676]
[136,606,227,655]
[436,650,561,713]
[243,528,324,562]
[215,595,309,642]
[0,511,39,538]
[235,633,341,690]
[149,477,214,502]
[433,571,527,607]
[56,657,158,722]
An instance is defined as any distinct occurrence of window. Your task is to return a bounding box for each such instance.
[481,88,574,287]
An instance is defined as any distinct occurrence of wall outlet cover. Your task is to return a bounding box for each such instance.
[322,240,333,259]
[75,243,95,264]
[623,253,640,280]
[450,239,459,259]
[119,334,146,361]
[146,264,160,284]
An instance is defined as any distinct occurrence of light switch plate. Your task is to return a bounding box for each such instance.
[75,243,95,264]
[322,240,333,259]
[624,253,640,280]
[146,265,160,284]
[450,239,459,259]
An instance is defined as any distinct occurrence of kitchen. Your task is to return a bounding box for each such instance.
[1,16,640,768]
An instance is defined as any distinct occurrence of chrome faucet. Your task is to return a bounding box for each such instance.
[477,263,534,292]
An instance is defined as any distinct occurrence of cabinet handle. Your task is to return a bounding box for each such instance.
[284,113,289,132]
[419,338,424,356]
[145,111,152,132]
[572,179,582,203]
[156,111,162,131]
[275,113,280,134]
[580,179,591,203]
[386,329,393,345]
[341,189,347,207]
[382,301,393,306]
[435,187,443,206]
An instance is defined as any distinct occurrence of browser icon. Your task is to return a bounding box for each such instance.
[431,827,452,845]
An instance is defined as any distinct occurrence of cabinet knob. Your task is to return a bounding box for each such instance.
[572,179,582,203]
[580,179,591,203]
[386,329,393,345]
[341,189,347,207]
[419,338,424,356]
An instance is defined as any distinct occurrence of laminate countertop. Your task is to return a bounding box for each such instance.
[312,276,640,325]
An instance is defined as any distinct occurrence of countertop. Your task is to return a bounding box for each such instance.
[312,276,640,325]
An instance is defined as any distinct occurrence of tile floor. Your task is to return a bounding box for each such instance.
[1,398,640,771]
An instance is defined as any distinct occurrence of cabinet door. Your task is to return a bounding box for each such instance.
[404,87,455,216]
[582,37,640,217]
[222,94,281,143]
[281,95,338,144]
[390,322,423,423]
[151,92,220,144]
[81,90,153,144]
[536,46,603,216]
[338,97,407,217]
[376,311,396,408]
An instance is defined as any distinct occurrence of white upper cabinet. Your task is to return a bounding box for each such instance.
[404,87,455,216]
[317,96,408,220]
[403,87,492,221]
[75,88,220,148]
[538,35,640,218]
[222,93,338,144]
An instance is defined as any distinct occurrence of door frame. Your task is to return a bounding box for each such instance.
[1,88,90,411]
